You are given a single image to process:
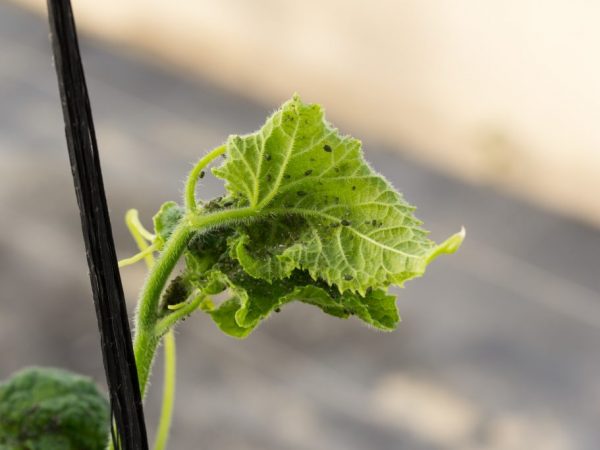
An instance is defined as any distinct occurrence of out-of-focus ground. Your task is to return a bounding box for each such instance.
[1,3,600,450]
[10,0,600,228]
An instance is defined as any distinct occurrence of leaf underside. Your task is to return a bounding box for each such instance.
[180,231,399,337]
[155,95,463,337]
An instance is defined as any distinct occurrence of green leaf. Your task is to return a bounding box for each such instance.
[153,201,185,246]
[213,94,462,294]
[0,367,110,450]
[145,95,463,341]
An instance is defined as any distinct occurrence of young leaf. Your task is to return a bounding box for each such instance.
[153,201,185,246]
[212,95,460,294]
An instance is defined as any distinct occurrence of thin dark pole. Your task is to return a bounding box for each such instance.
[46,1,149,448]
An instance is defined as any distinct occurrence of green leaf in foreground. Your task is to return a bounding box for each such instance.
[212,94,461,295]
[151,94,464,338]
[0,367,110,450]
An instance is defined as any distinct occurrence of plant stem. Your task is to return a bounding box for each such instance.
[126,196,259,450]
[133,221,192,396]
[125,212,176,450]
[117,150,259,450]
[153,330,176,450]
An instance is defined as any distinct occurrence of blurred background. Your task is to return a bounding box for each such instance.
[1,1,599,449]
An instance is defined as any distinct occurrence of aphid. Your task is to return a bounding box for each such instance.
[274,308,281,313]
[304,169,313,176]
[266,174,272,181]
[223,201,234,207]
[297,191,307,196]
[265,154,272,161]
[284,174,291,179]
[199,170,205,179]
[323,144,332,152]
[341,219,351,226]
[331,222,340,228]
[352,186,356,190]
[335,167,340,173]
[344,274,354,281]
[371,219,377,226]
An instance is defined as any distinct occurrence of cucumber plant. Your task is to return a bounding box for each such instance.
[0,95,463,450]
[119,94,464,449]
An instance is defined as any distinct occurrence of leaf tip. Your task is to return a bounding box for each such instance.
[427,227,466,263]
[451,226,466,251]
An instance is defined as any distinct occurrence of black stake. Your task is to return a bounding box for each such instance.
[46,1,149,448]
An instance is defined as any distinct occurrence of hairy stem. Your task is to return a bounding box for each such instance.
[125,213,177,450]
[133,221,192,396]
